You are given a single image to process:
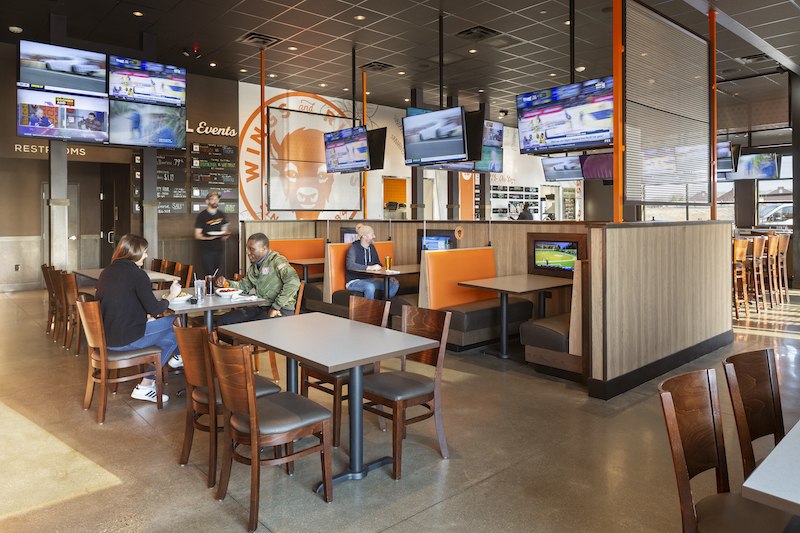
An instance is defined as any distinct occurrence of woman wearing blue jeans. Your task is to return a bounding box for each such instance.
[96,234,184,403]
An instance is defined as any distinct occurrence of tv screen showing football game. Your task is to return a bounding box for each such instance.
[109,100,185,148]
[17,88,108,142]
[517,76,613,155]
[324,125,369,173]
[109,55,186,106]
[534,240,578,272]
[403,107,467,165]
[18,40,107,97]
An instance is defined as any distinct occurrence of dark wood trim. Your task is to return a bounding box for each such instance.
[587,329,734,400]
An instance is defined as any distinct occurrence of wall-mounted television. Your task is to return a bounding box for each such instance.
[366,127,387,171]
[717,141,734,173]
[341,227,359,244]
[527,232,587,278]
[109,55,186,106]
[109,100,186,148]
[720,152,778,181]
[579,153,613,179]
[542,156,584,181]
[417,229,457,262]
[324,125,369,173]
[18,40,107,97]
[403,106,467,165]
[517,76,613,155]
[17,88,108,142]
[475,120,503,172]
[780,154,793,179]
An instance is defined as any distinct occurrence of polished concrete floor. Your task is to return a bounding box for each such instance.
[1,289,798,532]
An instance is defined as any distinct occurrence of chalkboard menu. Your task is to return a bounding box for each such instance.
[157,154,187,168]
[191,143,237,157]
[157,185,188,199]
[159,201,187,214]
[192,201,237,214]
[191,172,237,186]
[189,143,238,214]
[191,186,236,200]
[191,157,237,171]
[157,169,186,182]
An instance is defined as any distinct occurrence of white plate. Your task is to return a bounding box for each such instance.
[207,231,225,236]
[215,288,243,298]
[172,294,192,303]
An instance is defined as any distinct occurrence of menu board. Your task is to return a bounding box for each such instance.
[157,169,186,182]
[191,142,237,157]
[191,172,237,186]
[157,185,187,199]
[191,156,237,171]
[192,201,238,214]
[189,143,238,214]
[158,200,187,214]
[157,154,186,167]
[191,186,236,200]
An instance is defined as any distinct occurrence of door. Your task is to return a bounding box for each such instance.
[100,171,116,266]
[41,183,80,272]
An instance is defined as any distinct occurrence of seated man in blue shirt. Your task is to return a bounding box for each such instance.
[345,225,399,300]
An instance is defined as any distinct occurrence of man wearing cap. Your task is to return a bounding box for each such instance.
[345,225,399,300]
[194,191,230,277]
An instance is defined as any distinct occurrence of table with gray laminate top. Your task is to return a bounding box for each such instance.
[349,264,421,300]
[742,418,800,516]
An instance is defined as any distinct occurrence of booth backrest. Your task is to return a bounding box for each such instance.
[323,241,395,303]
[269,238,325,278]
[420,247,497,310]
[568,259,583,356]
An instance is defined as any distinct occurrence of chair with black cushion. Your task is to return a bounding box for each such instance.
[723,348,786,480]
[41,264,57,335]
[658,368,794,533]
[173,320,281,488]
[209,340,333,532]
[76,297,164,424]
[300,295,390,447]
[361,305,451,480]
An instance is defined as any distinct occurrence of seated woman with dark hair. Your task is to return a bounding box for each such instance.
[95,234,184,403]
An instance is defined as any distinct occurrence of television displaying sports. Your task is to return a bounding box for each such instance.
[580,153,613,179]
[534,240,578,272]
[324,125,369,173]
[417,229,457,262]
[517,76,613,155]
[542,156,583,181]
[18,40,107,97]
[403,107,467,165]
[109,55,186,106]
[109,100,186,148]
[717,141,734,173]
[475,120,504,172]
[720,153,778,181]
[17,88,108,142]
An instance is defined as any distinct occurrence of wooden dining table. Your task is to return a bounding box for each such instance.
[742,418,800,515]
[349,264,421,300]
[76,268,180,283]
[288,257,325,285]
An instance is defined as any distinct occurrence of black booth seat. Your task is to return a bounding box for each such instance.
[443,297,534,333]
[519,314,570,353]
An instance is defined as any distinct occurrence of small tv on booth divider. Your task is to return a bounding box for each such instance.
[109,100,186,148]
[579,153,613,179]
[417,229,457,262]
[18,40,107,97]
[17,88,109,142]
[324,125,369,173]
[517,76,613,155]
[341,227,359,244]
[527,232,587,279]
[542,156,584,181]
[403,107,468,165]
[109,55,186,106]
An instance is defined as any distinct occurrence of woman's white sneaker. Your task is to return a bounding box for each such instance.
[131,384,168,403]
[168,354,184,369]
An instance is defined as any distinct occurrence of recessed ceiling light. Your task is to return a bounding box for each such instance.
[549,73,557,76]
[209,62,217,67]
[641,52,648,56]
[469,49,477,53]
[133,11,144,17]
[288,46,297,51]
[649,79,655,84]
[575,66,586,72]
[540,10,547,14]
[8,26,22,34]
[354,15,366,20]
[366,91,370,95]
[240,68,248,73]
[478,89,484,93]
[269,73,277,78]
[398,71,405,75]
[320,83,327,87]
[344,87,349,91]
[404,98,410,102]
[564,20,571,25]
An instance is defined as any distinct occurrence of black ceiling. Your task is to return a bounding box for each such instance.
[1,0,797,127]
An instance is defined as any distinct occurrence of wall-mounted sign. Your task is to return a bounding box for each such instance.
[157,169,186,182]
[191,157,237,171]
[157,154,187,167]
[158,201,187,214]
[190,172,237,186]
[186,122,237,137]
[190,143,237,157]
[157,185,187,199]
[192,201,237,214]
[191,186,236,200]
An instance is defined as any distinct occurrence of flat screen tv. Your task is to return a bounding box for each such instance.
[720,153,778,181]
[475,120,504,172]
[341,227,359,244]
[366,127,387,171]
[17,88,108,142]
[780,154,793,179]
[324,125,369,173]
[109,100,186,148]
[579,153,613,179]
[18,40,107,97]
[517,76,613,155]
[542,156,584,181]
[717,141,734,173]
[534,240,578,273]
[417,229,457,262]
[403,107,467,165]
[109,55,186,106]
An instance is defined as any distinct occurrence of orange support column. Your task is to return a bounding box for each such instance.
[613,0,624,223]
[709,11,718,220]
[362,72,368,218]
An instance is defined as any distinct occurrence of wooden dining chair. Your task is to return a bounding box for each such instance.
[209,340,333,532]
[766,235,781,306]
[150,258,166,289]
[361,305,452,480]
[160,260,178,290]
[659,368,794,533]
[174,262,193,289]
[777,233,790,304]
[50,269,67,344]
[747,237,768,313]
[723,349,785,480]
[732,238,749,318]
[173,320,281,488]
[251,281,305,380]
[41,264,58,335]
[61,272,89,356]
[300,295,391,447]
[76,297,165,424]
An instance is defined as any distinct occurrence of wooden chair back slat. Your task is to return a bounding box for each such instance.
[209,341,253,415]
[767,235,779,258]
[151,258,165,273]
[76,299,107,354]
[733,238,748,262]
[752,236,767,259]
[174,319,213,390]
[41,264,55,298]
[62,272,79,308]
[295,281,305,314]
[401,306,451,367]
[174,263,193,288]
[778,233,790,256]
[349,295,391,328]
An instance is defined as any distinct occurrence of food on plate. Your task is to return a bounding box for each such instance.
[218,288,238,293]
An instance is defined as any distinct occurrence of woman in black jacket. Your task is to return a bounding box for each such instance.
[96,234,183,403]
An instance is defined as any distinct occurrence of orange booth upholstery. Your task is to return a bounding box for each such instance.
[323,241,398,306]
[419,247,533,348]
[268,238,325,280]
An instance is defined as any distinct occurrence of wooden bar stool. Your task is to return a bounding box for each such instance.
[732,238,749,318]
[778,233,790,304]
[766,235,781,307]
[747,237,768,313]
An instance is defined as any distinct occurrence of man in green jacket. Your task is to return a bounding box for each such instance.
[215,233,300,325]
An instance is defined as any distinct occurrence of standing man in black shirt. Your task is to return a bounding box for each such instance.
[194,191,230,277]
